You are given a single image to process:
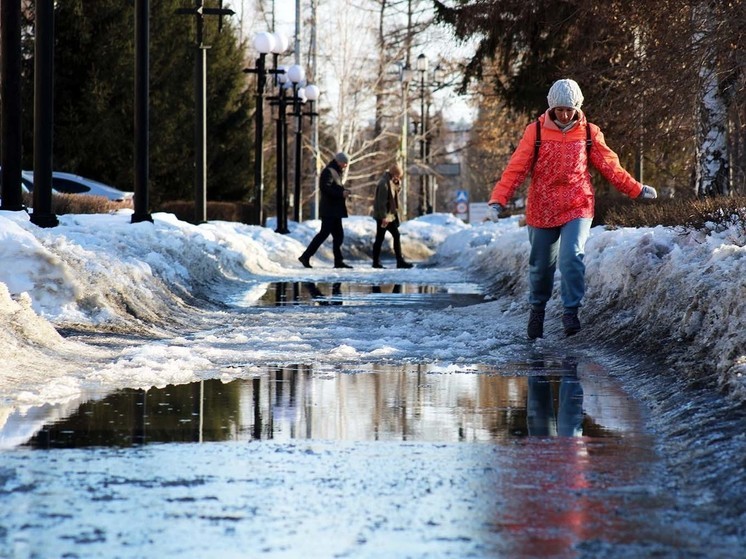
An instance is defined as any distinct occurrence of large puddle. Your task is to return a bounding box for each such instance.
[1,358,676,559]
[232,281,485,308]
[6,356,645,450]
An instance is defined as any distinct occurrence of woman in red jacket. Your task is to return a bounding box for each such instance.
[488,79,657,339]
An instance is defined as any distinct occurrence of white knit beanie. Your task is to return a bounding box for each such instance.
[547,79,584,110]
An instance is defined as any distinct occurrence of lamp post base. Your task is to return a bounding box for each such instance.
[30,212,59,228]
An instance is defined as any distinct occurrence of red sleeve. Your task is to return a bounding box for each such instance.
[488,123,536,206]
[589,124,643,198]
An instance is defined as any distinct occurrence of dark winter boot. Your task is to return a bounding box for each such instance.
[396,260,413,269]
[334,261,353,269]
[372,260,385,269]
[298,254,312,268]
[562,310,581,336]
[527,308,545,339]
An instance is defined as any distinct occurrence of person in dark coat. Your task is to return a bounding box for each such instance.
[371,163,412,268]
[298,152,352,269]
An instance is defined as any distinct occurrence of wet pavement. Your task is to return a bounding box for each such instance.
[1,358,673,559]
[1,280,745,558]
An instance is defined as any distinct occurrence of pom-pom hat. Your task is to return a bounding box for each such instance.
[547,79,584,110]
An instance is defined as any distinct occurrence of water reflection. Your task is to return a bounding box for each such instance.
[6,358,637,450]
[303,282,343,305]
[527,357,584,437]
[234,281,484,308]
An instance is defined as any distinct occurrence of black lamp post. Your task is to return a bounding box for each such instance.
[30,0,58,228]
[273,72,290,234]
[414,54,444,215]
[416,54,428,216]
[0,0,25,213]
[271,62,319,230]
[268,33,290,234]
[132,0,153,224]
[294,85,320,222]
[177,0,234,224]
[243,32,275,226]
[287,65,305,223]
[285,67,321,225]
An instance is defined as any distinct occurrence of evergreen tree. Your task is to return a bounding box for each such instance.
[21,0,254,205]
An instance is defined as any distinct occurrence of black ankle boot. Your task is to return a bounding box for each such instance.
[527,308,545,339]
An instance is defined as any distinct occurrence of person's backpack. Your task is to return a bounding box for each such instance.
[532,119,592,171]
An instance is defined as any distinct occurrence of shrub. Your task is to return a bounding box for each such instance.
[599,194,746,244]
[158,200,255,224]
[23,192,132,215]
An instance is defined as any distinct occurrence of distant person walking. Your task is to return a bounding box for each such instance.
[299,152,353,269]
[371,163,412,269]
[488,78,657,339]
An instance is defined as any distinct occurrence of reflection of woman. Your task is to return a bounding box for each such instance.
[527,360,584,437]
[371,163,412,269]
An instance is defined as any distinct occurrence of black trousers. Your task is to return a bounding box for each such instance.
[372,217,403,262]
[303,217,345,263]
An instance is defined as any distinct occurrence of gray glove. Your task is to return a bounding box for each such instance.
[639,185,657,199]
[488,203,504,222]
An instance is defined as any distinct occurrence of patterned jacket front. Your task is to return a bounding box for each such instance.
[488,110,643,228]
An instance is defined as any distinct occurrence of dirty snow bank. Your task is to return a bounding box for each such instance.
[433,216,746,400]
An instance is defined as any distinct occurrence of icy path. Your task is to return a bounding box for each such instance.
[1,260,745,558]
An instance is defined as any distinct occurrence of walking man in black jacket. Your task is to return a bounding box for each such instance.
[298,152,352,269]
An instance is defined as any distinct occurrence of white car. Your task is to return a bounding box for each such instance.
[49,172,134,203]
[3,170,134,206]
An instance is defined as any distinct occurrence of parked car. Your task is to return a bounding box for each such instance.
[2,169,134,206]
[49,172,134,203]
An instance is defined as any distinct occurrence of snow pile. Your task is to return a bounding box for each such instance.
[1,207,744,402]
[431,216,746,399]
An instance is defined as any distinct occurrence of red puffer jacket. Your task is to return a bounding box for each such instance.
[488,110,642,228]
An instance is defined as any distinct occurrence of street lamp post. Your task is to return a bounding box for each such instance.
[267,31,290,234]
[244,31,275,225]
[429,64,445,213]
[273,68,290,234]
[288,81,319,224]
[398,63,412,219]
[416,54,428,216]
[414,54,444,215]
[303,84,320,223]
[287,64,305,223]
[0,0,25,213]
[177,0,235,224]
[132,0,153,224]
[31,0,58,228]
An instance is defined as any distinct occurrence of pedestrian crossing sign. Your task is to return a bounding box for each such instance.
[456,190,469,203]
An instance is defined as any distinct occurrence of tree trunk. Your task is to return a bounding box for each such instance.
[693,1,730,197]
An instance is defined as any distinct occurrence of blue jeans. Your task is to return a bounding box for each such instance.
[527,218,592,311]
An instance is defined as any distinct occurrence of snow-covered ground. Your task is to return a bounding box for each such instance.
[2,207,746,558]
[1,208,744,409]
